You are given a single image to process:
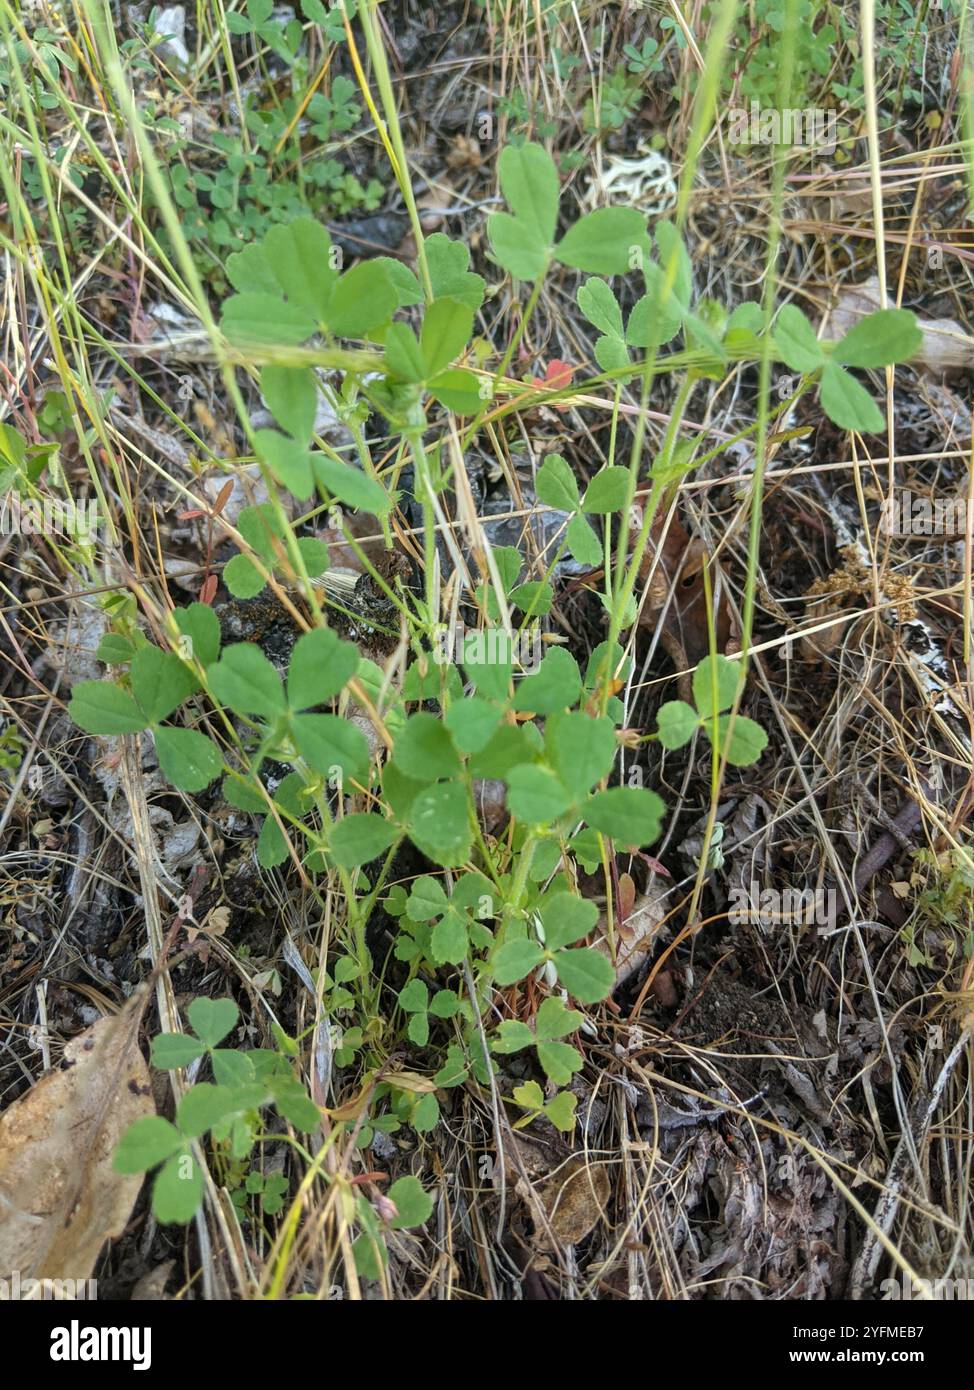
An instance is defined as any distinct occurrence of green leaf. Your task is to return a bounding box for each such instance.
[444,696,501,754]
[291,713,369,779]
[154,727,222,791]
[426,233,485,311]
[492,937,544,985]
[539,891,599,950]
[431,1050,466,1090]
[265,217,336,321]
[536,452,580,512]
[506,764,574,822]
[566,512,602,567]
[420,297,473,376]
[68,681,148,734]
[576,278,625,339]
[819,359,884,432]
[329,813,398,867]
[535,996,584,1039]
[833,308,922,368]
[313,455,392,513]
[188,997,239,1048]
[513,1080,545,1112]
[255,429,314,499]
[151,1033,205,1069]
[545,711,616,798]
[222,292,315,347]
[113,1115,183,1172]
[176,1082,239,1138]
[131,646,198,723]
[407,875,449,920]
[653,221,692,308]
[225,241,279,295]
[709,713,768,766]
[774,304,825,373]
[684,310,727,365]
[327,261,397,338]
[174,603,220,667]
[543,1090,578,1132]
[585,640,628,693]
[594,334,632,371]
[238,503,285,562]
[273,1078,320,1131]
[728,302,763,334]
[247,443,310,517]
[510,581,552,616]
[222,774,268,813]
[152,1151,203,1224]
[407,779,472,866]
[387,1175,433,1230]
[209,643,286,719]
[656,699,699,749]
[692,654,741,719]
[427,368,484,414]
[487,211,549,281]
[287,627,360,708]
[536,1039,583,1085]
[431,912,468,965]
[96,634,136,665]
[463,638,512,702]
[626,281,682,348]
[261,364,317,442]
[382,761,423,821]
[430,989,463,1019]
[211,1049,256,1087]
[257,777,304,869]
[393,712,461,781]
[370,255,423,307]
[512,647,581,716]
[553,946,615,1003]
[581,466,630,514]
[351,1218,388,1280]
[295,537,330,577]
[384,322,426,382]
[556,206,649,274]
[398,979,428,1013]
[584,786,665,846]
[491,1019,536,1053]
[351,1231,388,1281]
[497,141,559,247]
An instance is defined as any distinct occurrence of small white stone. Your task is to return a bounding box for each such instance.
[151,5,190,67]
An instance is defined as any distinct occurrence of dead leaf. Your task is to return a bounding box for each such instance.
[536,1158,611,1248]
[636,509,733,670]
[0,992,154,1282]
[529,360,575,400]
[186,904,229,944]
[131,1260,175,1301]
[826,274,974,373]
[593,879,669,987]
[575,504,734,680]
[496,1133,610,1249]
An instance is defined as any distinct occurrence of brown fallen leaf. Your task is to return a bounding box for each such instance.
[635,508,734,670]
[186,903,229,944]
[535,1158,611,1249]
[0,992,154,1283]
[571,504,734,689]
[826,274,974,373]
[496,1133,611,1250]
[131,1259,175,1301]
[593,875,669,987]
